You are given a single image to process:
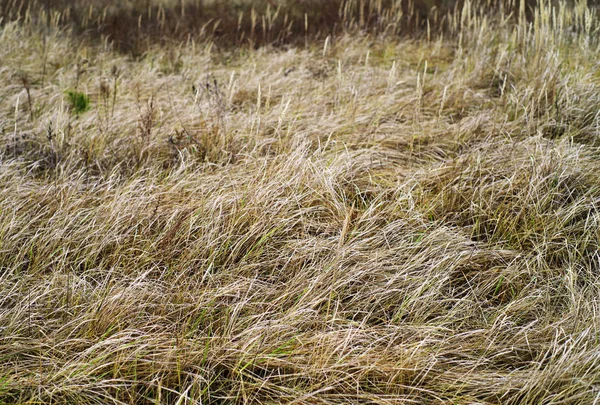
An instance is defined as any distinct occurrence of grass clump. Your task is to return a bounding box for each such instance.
[66,90,90,114]
[0,0,599,404]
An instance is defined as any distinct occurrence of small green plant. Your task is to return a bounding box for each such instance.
[66,90,90,114]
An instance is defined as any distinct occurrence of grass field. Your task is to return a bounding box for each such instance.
[0,0,599,403]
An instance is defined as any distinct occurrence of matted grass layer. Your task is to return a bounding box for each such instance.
[0,0,599,403]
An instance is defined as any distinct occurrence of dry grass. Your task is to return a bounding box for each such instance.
[0,0,599,403]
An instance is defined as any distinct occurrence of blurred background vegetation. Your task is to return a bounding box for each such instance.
[1,0,542,52]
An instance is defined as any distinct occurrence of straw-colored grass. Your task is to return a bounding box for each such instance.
[0,0,599,403]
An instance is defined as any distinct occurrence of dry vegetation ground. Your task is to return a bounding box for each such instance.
[0,0,599,403]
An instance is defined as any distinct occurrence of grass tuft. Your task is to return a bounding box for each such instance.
[66,90,91,115]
